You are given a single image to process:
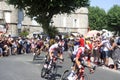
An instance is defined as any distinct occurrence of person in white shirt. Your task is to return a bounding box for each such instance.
[98,36,111,66]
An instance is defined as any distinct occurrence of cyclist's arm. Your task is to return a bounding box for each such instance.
[75,49,82,68]
[49,51,53,59]
[75,56,81,68]
[48,47,54,59]
[40,45,44,51]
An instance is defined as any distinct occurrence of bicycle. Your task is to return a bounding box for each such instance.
[33,48,41,61]
[61,60,96,80]
[41,55,58,80]
[33,45,45,61]
[61,68,89,80]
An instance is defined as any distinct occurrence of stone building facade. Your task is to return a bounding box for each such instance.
[0,0,89,37]
[52,8,88,35]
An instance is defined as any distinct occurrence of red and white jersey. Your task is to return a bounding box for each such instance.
[76,47,85,58]
[49,43,59,52]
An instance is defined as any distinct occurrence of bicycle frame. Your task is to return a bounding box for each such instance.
[61,64,90,80]
[76,67,86,80]
[41,55,58,79]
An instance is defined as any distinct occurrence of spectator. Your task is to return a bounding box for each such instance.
[98,36,111,67]
[74,37,79,51]
[0,38,3,57]
[79,34,85,47]
[11,40,17,55]
[17,37,23,54]
[92,33,102,65]
[109,37,120,70]
[26,38,31,53]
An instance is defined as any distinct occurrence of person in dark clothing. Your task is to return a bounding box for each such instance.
[109,37,120,70]
[64,38,68,51]
[17,37,23,54]
[0,39,4,57]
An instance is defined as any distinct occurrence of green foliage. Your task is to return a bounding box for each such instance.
[20,28,29,37]
[7,0,90,38]
[45,26,59,38]
[88,6,107,30]
[107,5,120,35]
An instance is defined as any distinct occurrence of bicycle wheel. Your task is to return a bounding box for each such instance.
[41,67,47,78]
[61,70,71,80]
[78,73,89,80]
[33,54,37,61]
[46,63,57,80]
[51,63,57,74]
[44,55,49,63]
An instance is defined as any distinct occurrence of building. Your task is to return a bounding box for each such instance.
[52,7,88,35]
[0,0,89,37]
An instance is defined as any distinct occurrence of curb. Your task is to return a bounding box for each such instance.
[99,66,120,74]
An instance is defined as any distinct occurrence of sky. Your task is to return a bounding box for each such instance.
[90,0,120,12]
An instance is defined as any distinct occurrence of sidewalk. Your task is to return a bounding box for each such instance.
[99,57,120,73]
[108,57,114,65]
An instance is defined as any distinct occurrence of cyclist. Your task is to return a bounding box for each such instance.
[34,39,44,56]
[68,44,95,79]
[45,40,64,69]
[49,40,64,60]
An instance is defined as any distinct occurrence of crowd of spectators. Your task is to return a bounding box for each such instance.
[0,32,120,70]
[0,35,46,57]
[67,32,120,70]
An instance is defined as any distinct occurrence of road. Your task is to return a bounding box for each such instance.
[0,52,120,80]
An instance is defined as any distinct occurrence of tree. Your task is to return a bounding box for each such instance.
[7,0,89,38]
[88,6,107,30]
[107,5,120,35]
[20,28,29,37]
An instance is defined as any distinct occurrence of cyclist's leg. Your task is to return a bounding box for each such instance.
[79,73,89,80]
[35,47,42,56]
[82,56,96,73]
[67,63,78,80]
[39,45,44,55]
[47,51,54,68]
[45,52,49,60]
[57,50,64,62]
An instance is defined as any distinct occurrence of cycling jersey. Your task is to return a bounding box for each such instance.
[48,43,63,61]
[49,43,59,52]
[36,40,44,49]
[79,38,85,47]
[76,45,91,62]
[76,47,83,59]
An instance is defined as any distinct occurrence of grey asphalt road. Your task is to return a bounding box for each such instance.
[0,52,120,80]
